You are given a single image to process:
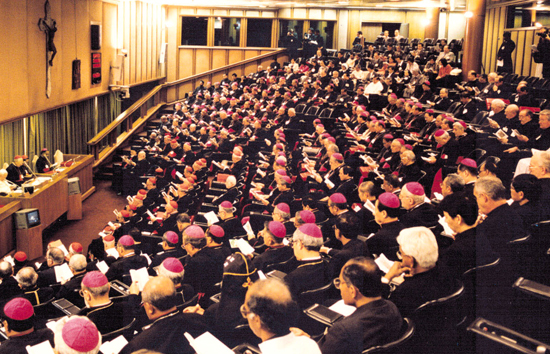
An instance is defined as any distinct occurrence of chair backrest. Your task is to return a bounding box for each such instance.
[295,104,307,114]
[298,280,334,309]
[305,106,320,116]
[101,318,136,342]
[363,317,416,353]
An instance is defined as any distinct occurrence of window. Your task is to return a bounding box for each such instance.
[214,18,241,47]
[309,20,336,49]
[247,19,273,47]
[181,17,208,46]
[279,20,304,47]
[506,6,534,28]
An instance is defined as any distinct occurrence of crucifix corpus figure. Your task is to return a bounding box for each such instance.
[38,0,57,67]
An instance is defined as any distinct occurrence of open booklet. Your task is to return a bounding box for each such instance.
[185,331,234,354]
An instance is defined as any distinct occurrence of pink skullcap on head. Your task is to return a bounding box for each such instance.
[460,158,477,168]
[406,100,414,105]
[184,225,205,239]
[119,235,135,246]
[162,257,184,273]
[155,168,163,173]
[138,189,147,195]
[22,155,28,160]
[241,216,250,225]
[404,144,413,150]
[208,225,225,238]
[200,158,207,164]
[378,192,400,208]
[275,143,284,150]
[3,298,33,321]
[41,148,48,152]
[220,201,233,209]
[377,121,386,127]
[445,116,455,123]
[276,203,290,214]
[327,137,336,143]
[299,210,316,224]
[14,251,27,262]
[70,242,83,253]
[178,183,189,191]
[383,134,394,140]
[185,166,193,172]
[164,231,179,244]
[278,152,286,157]
[426,109,434,114]
[61,317,100,352]
[321,133,330,138]
[82,271,108,288]
[396,138,405,145]
[314,119,321,123]
[134,194,145,200]
[276,157,286,166]
[129,205,137,211]
[458,121,467,129]
[281,176,292,184]
[171,139,177,144]
[268,221,286,238]
[369,115,377,121]
[398,98,405,103]
[434,129,446,137]
[415,103,423,109]
[298,223,323,238]
[390,93,397,98]
[276,169,287,176]
[148,177,157,184]
[424,80,431,86]
[206,141,213,147]
[168,151,176,158]
[233,149,243,157]
[103,235,115,242]
[317,124,324,128]
[121,210,130,218]
[330,193,347,204]
[332,153,343,161]
[169,201,178,209]
[279,133,286,138]
[405,182,425,196]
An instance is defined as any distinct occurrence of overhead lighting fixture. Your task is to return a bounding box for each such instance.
[536,22,543,28]
[464,11,473,18]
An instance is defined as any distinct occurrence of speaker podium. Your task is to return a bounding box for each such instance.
[16,226,42,260]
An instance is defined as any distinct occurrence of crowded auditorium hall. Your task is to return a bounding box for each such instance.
[2,0,550,353]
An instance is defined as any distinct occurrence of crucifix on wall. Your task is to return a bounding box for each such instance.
[38,0,57,98]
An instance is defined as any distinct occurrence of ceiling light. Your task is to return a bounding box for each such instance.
[536,22,543,28]
[464,11,473,18]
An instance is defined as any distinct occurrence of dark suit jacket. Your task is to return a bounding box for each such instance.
[367,221,404,261]
[319,299,403,354]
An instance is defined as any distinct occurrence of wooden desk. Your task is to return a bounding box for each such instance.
[36,154,95,201]
[0,154,95,259]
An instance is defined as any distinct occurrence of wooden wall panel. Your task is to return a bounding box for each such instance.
[516,31,526,75]
[195,49,211,74]
[179,49,195,78]
[213,50,228,69]
[229,50,244,64]
[245,50,261,59]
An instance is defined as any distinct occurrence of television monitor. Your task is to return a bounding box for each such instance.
[14,208,41,229]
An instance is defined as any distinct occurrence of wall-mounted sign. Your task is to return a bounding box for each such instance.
[92,53,101,85]
[72,59,81,89]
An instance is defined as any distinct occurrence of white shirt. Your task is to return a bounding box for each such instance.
[365,81,384,95]
[259,332,322,354]
[0,180,11,195]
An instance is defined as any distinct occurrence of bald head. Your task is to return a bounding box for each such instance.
[16,267,38,289]
[0,261,13,280]
[142,276,177,313]
[245,278,297,336]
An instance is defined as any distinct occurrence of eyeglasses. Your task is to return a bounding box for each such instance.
[333,278,347,290]
[240,304,252,318]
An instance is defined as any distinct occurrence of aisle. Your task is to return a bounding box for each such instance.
[41,180,127,256]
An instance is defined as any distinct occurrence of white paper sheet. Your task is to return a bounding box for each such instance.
[99,335,129,354]
[204,211,220,225]
[130,267,150,292]
[26,340,55,354]
[54,263,74,283]
[235,238,255,256]
[96,261,109,274]
[106,248,120,259]
[185,331,234,354]
[329,299,357,317]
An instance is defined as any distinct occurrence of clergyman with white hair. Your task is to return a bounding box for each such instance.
[382,226,456,316]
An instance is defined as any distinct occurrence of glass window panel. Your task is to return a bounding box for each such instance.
[214,18,241,47]
[309,20,336,49]
[181,17,208,46]
[247,19,273,47]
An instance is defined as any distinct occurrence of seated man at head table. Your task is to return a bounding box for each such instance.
[0,169,18,195]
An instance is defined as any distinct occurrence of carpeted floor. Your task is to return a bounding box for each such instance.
[41,180,127,256]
